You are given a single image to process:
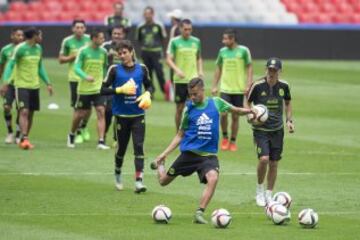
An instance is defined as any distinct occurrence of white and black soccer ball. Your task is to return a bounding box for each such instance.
[273,192,292,209]
[271,204,291,225]
[151,205,172,224]
[298,208,319,228]
[248,104,269,125]
[265,201,282,219]
[211,208,232,228]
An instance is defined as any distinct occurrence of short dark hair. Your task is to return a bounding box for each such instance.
[223,28,237,41]
[72,19,86,27]
[117,39,134,52]
[90,28,103,39]
[112,25,125,33]
[24,27,40,39]
[180,19,192,27]
[188,77,204,89]
[144,6,154,13]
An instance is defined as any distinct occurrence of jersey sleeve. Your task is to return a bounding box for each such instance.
[74,49,88,79]
[159,23,167,39]
[213,97,232,113]
[0,47,6,65]
[197,39,202,58]
[215,51,222,67]
[166,38,175,55]
[59,38,68,56]
[283,83,291,101]
[247,83,258,103]
[141,64,154,93]
[244,47,252,65]
[179,106,189,130]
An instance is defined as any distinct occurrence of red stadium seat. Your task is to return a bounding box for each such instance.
[58,12,74,21]
[336,2,354,14]
[28,2,44,12]
[45,1,63,11]
[40,11,60,21]
[9,2,27,12]
[350,13,360,23]
[62,1,77,12]
[303,2,319,13]
[285,2,302,13]
[319,2,337,13]
[4,11,23,21]
[298,12,316,23]
[23,12,41,22]
[332,14,351,23]
[315,13,333,23]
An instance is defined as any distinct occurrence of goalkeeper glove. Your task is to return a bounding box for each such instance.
[115,79,136,95]
[136,91,151,110]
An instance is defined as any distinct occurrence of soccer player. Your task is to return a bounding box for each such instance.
[166,19,204,131]
[1,27,53,149]
[67,29,109,150]
[152,78,253,224]
[212,29,253,152]
[135,6,167,97]
[59,19,91,144]
[104,2,132,37]
[246,57,295,207]
[0,28,23,144]
[101,40,153,193]
[102,26,126,144]
[167,9,182,40]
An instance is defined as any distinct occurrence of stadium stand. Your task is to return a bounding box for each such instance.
[0,0,360,24]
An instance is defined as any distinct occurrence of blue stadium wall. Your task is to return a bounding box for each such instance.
[1,24,360,59]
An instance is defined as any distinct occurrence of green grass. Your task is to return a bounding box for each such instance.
[1,59,360,239]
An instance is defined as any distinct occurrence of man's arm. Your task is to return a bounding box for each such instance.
[155,130,184,164]
[74,50,92,81]
[197,55,204,78]
[166,53,184,78]
[58,54,76,64]
[2,59,15,84]
[211,65,221,96]
[100,64,117,95]
[245,63,253,95]
[141,64,154,94]
[284,100,295,133]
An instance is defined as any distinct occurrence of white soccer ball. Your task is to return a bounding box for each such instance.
[273,192,292,209]
[211,208,232,228]
[298,208,319,228]
[265,201,282,219]
[271,204,291,225]
[248,104,268,125]
[151,205,172,224]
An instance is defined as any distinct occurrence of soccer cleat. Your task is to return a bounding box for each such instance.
[220,138,229,150]
[256,187,266,207]
[265,190,272,205]
[81,128,91,141]
[5,133,14,144]
[67,134,75,148]
[134,181,147,193]
[97,143,110,150]
[229,142,237,152]
[19,139,34,150]
[75,134,84,144]
[193,210,208,224]
[115,174,123,191]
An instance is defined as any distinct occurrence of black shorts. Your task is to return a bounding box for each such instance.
[3,84,16,107]
[174,83,188,104]
[75,94,106,110]
[253,129,284,161]
[220,93,244,107]
[167,151,219,184]
[16,88,40,111]
[69,82,78,108]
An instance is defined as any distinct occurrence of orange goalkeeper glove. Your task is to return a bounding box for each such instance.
[136,91,151,110]
[115,79,136,95]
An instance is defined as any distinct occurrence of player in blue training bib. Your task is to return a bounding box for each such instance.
[151,77,254,224]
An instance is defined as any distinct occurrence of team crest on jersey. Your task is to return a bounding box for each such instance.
[152,26,159,33]
[261,91,267,96]
[279,88,284,97]
[196,113,213,126]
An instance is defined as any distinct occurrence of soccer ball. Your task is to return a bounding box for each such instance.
[151,205,172,224]
[271,204,291,225]
[248,104,268,125]
[211,208,232,228]
[298,208,319,228]
[265,201,282,219]
[273,192,292,209]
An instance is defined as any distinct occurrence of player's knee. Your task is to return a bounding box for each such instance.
[259,156,269,165]
[206,171,219,184]
[269,161,278,169]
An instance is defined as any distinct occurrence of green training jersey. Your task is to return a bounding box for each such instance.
[216,45,251,94]
[74,45,107,95]
[59,34,90,82]
[167,36,201,84]
[0,43,16,84]
[2,42,50,89]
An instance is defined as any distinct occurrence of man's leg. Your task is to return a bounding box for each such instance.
[266,160,278,202]
[195,170,219,224]
[229,112,239,151]
[153,52,166,93]
[68,109,87,148]
[220,112,229,150]
[27,110,34,135]
[142,51,155,93]
[95,105,107,148]
[175,102,185,131]
[114,117,131,190]
[256,156,269,206]
[3,104,14,143]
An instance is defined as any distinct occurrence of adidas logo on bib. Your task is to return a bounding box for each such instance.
[197,113,213,126]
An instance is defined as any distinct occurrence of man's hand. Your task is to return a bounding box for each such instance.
[115,79,136,95]
[287,120,295,133]
[47,84,54,96]
[211,87,218,96]
[175,69,185,79]
[136,91,151,110]
[86,76,94,82]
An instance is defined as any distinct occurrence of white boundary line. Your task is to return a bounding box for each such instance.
[0,172,359,176]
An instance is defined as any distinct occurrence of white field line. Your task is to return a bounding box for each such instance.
[0,172,359,176]
[0,212,358,216]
